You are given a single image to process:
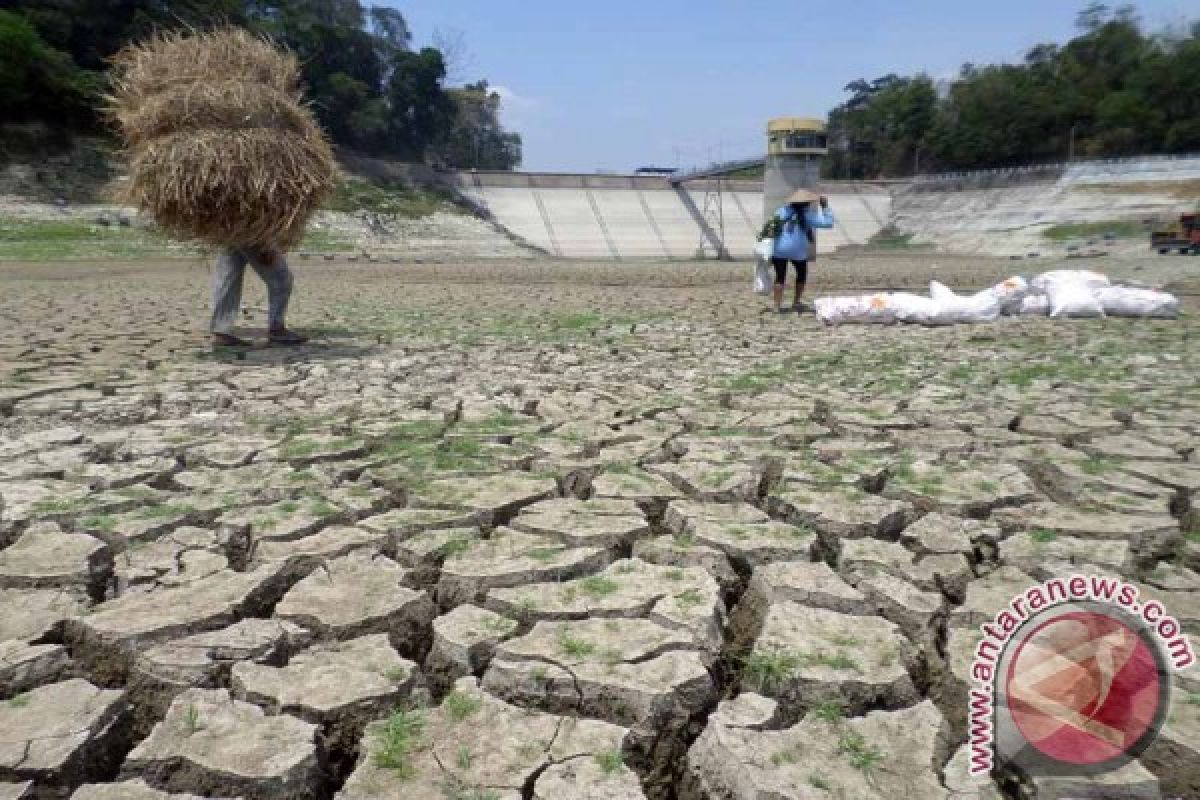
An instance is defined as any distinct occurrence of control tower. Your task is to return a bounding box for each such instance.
[762,117,828,219]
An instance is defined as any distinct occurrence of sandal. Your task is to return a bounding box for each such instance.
[212,332,252,348]
[268,329,309,346]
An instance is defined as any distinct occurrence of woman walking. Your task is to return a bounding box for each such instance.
[767,189,834,313]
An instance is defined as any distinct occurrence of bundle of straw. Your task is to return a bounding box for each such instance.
[109,29,336,249]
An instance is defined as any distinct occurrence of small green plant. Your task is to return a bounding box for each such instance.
[807,772,832,790]
[80,514,117,532]
[665,568,685,581]
[1187,692,1200,706]
[373,709,426,778]
[524,546,560,562]
[581,576,619,598]
[444,690,483,722]
[182,704,204,735]
[742,649,801,693]
[7,693,31,709]
[674,588,704,611]
[442,535,474,559]
[1030,528,1058,543]
[481,615,517,635]
[595,749,625,775]
[828,635,859,647]
[557,629,596,658]
[837,730,885,776]
[384,666,411,684]
[456,745,473,770]
[770,748,799,767]
[530,665,550,683]
[811,701,846,724]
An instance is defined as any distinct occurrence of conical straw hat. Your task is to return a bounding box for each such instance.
[786,188,820,204]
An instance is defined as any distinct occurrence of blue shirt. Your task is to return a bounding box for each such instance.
[773,205,834,261]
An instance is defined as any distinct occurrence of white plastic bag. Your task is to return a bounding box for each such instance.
[928,281,1002,324]
[1018,293,1051,316]
[890,293,940,326]
[814,294,897,326]
[754,238,774,261]
[753,258,773,296]
[1094,287,1179,318]
[1048,282,1105,318]
[986,276,1031,315]
[1031,270,1111,292]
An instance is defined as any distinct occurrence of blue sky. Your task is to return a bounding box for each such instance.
[388,1,1196,173]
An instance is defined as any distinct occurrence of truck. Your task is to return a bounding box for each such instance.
[1151,212,1200,254]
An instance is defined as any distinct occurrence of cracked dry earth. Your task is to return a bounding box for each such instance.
[0,257,1198,800]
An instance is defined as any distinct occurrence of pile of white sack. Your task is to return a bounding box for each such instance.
[813,270,1181,327]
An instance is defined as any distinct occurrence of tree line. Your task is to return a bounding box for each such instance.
[825,4,1200,179]
[0,0,522,169]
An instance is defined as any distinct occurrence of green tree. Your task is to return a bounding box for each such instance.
[436,81,522,169]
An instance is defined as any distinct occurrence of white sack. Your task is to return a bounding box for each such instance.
[928,281,1002,324]
[1094,287,1180,319]
[1031,270,1111,292]
[815,294,897,326]
[1018,293,1051,316]
[986,276,1031,315]
[1048,282,1105,318]
[890,293,941,326]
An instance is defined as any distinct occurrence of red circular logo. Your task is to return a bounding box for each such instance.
[1004,610,1163,767]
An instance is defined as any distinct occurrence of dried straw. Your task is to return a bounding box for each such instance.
[112,80,316,147]
[109,28,300,107]
[109,28,336,249]
[121,128,336,249]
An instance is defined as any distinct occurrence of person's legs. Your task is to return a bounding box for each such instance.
[247,250,306,344]
[771,258,788,312]
[210,248,250,344]
[793,260,809,309]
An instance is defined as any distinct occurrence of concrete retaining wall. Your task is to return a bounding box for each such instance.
[454,171,892,260]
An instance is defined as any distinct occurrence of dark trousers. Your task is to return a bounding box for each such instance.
[771,258,808,287]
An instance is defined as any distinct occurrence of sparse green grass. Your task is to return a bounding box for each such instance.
[524,546,561,562]
[665,568,685,581]
[373,709,426,778]
[182,704,204,735]
[595,749,625,775]
[557,629,596,659]
[481,615,517,635]
[1081,457,1121,475]
[837,730,885,776]
[7,693,30,709]
[0,215,197,260]
[743,649,802,693]
[803,651,861,672]
[674,588,704,611]
[443,690,483,722]
[384,666,411,684]
[808,772,833,790]
[80,514,116,532]
[323,177,458,218]
[770,748,799,767]
[1042,219,1144,241]
[1030,528,1059,543]
[580,576,620,598]
[442,535,475,559]
[810,700,846,723]
[456,745,473,770]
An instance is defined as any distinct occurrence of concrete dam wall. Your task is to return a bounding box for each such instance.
[451,172,893,259]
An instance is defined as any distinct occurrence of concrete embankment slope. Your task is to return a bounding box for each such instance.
[451,172,892,259]
[893,155,1200,256]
